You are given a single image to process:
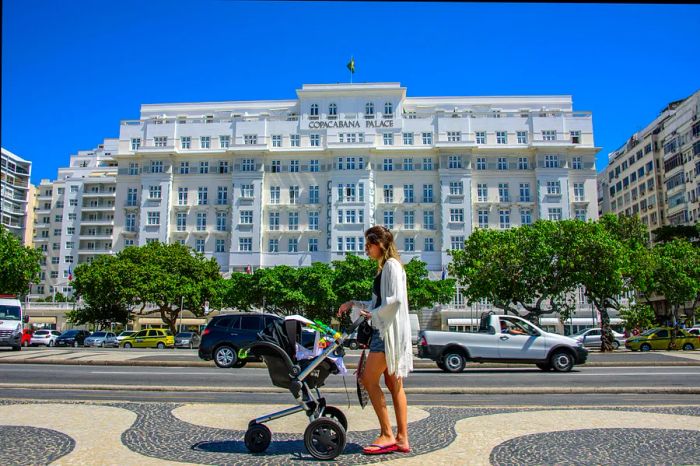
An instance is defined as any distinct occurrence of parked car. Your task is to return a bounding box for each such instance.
[116,331,136,345]
[174,332,201,349]
[55,329,91,347]
[343,331,360,350]
[30,329,62,347]
[84,331,118,348]
[199,313,282,368]
[120,329,174,349]
[570,327,626,350]
[688,327,700,337]
[625,327,697,351]
[20,329,33,347]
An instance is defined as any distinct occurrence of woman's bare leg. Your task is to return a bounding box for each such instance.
[384,370,409,450]
[360,352,396,449]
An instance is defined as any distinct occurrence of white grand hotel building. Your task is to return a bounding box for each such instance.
[33,82,602,332]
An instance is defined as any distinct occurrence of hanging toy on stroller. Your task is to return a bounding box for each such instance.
[239,314,366,460]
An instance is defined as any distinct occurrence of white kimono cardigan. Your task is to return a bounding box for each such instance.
[353,257,414,378]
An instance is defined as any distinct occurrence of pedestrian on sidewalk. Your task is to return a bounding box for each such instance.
[337,225,413,455]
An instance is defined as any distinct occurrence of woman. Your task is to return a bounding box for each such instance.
[337,225,413,455]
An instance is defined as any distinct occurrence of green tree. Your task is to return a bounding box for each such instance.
[619,303,656,333]
[404,257,456,311]
[0,225,42,296]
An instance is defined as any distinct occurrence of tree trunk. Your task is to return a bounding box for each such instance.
[598,303,615,352]
[668,305,679,351]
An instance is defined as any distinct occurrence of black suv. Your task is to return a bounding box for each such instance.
[55,329,91,347]
[199,313,282,368]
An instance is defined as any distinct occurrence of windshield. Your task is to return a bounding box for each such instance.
[61,330,78,337]
[0,305,21,320]
[91,332,106,337]
[177,333,193,337]
[119,331,135,336]
[640,328,660,336]
[570,328,592,337]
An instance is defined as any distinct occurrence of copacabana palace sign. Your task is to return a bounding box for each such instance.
[307,119,394,129]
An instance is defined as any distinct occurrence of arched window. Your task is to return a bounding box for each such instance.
[310,104,319,116]
[384,102,393,116]
[328,103,337,116]
[365,102,374,117]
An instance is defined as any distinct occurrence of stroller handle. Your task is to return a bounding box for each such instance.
[345,315,367,336]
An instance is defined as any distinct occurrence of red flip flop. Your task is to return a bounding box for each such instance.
[396,445,412,453]
[362,444,398,455]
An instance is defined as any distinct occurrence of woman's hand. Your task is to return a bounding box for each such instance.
[337,301,353,317]
[359,308,372,320]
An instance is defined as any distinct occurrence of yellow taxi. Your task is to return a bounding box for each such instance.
[624,327,697,352]
[120,328,174,349]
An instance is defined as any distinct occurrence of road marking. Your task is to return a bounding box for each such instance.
[90,371,233,376]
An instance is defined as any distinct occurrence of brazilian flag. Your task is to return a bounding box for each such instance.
[346,57,355,74]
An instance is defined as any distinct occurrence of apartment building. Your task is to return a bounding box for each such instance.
[598,90,700,232]
[30,140,118,298]
[1,147,33,244]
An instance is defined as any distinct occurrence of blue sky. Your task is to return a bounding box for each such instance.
[3,1,699,185]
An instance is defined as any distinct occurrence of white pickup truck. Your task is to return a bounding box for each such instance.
[417,312,588,372]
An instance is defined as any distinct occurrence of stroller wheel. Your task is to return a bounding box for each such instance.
[322,406,348,432]
[304,417,346,460]
[244,423,271,453]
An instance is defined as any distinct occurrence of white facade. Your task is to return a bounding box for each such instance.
[112,82,599,276]
[30,140,118,298]
[1,147,33,243]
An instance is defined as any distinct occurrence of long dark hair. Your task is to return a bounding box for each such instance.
[365,225,402,271]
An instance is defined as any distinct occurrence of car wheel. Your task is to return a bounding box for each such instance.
[436,360,446,371]
[188,342,193,349]
[157,342,165,349]
[48,340,54,347]
[73,341,79,348]
[536,362,552,371]
[11,345,21,351]
[22,341,28,347]
[348,341,358,350]
[124,342,132,349]
[612,341,620,350]
[683,343,695,351]
[442,352,466,373]
[214,345,237,368]
[640,343,652,352]
[550,350,574,372]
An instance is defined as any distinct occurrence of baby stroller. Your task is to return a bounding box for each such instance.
[242,315,365,460]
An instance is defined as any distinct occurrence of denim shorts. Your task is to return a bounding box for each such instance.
[369,328,385,353]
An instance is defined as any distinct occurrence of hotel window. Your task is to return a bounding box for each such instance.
[126,213,137,232]
[204,115,214,123]
[542,130,556,141]
[289,186,300,204]
[268,239,279,253]
[181,136,191,149]
[402,158,413,171]
[265,187,280,207]
[476,157,486,170]
[544,154,559,168]
[345,209,357,224]
[575,208,587,221]
[179,161,189,174]
[290,134,300,147]
[220,135,230,148]
[215,239,225,253]
[288,238,298,253]
[51,257,60,265]
[404,237,415,251]
[238,184,253,199]
[308,238,318,252]
[574,182,585,201]
[518,157,529,170]
[200,136,211,149]
[177,187,188,205]
[404,184,414,203]
[422,132,433,145]
[271,160,281,173]
[476,131,486,144]
[423,210,434,230]
[423,184,433,203]
[65,255,74,264]
[241,159,255,172]
[269,212,280,230]
[309,159,319,172]
[272,135,282,147]
[497,157,508,170]
[149,185,161,199]
[310,103,319,118]
[546,181,561,195]
[451,236,465,250]
[216,212,227,231]
[449,181,463,195]
[478,210,489,228]
[199,161,209,174]
[383,133,394,146]
[383,158,394,171]
[548,208,562,221]
[572,157,583,169]
[519,183,531,202]
[309,185,319,204]
[404,211,415,229]
[239,210,253,225]
[129,162,139,175]
[383,211,394,229]
[218,160,229,174]
[521,209,532,225]
[67,227,75,235]
[499,209,511,229]
[154,136,168,148]
[450,208,464,223]
[198,187,208,205]
[127,188,138,206]
[309,211,319,230]
[403,133,414,145]
[288,212,299,231]
[447,131,461,142]
[345,237,356,252]
[477,183,487,202]
[383,185,394,203]
[365,102,374,117]
[147,211,160,226]
[150,160,163,173]
[424,237,434,252]
[517,131,528,144]
[422,157,433,170]
[239,238,252,252]
[448,155,462,169]
[217,186,228,205]
[310,134,320,147]
[496,131,507,144]
[131,138,141,151]
[384,102,393,117]
[196,212,207,231]
[328,103,337,117]
[498,183,510,202]
[570,131,581,144]
[244,135,257,145]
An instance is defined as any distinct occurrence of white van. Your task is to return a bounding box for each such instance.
[0,295,27,351]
